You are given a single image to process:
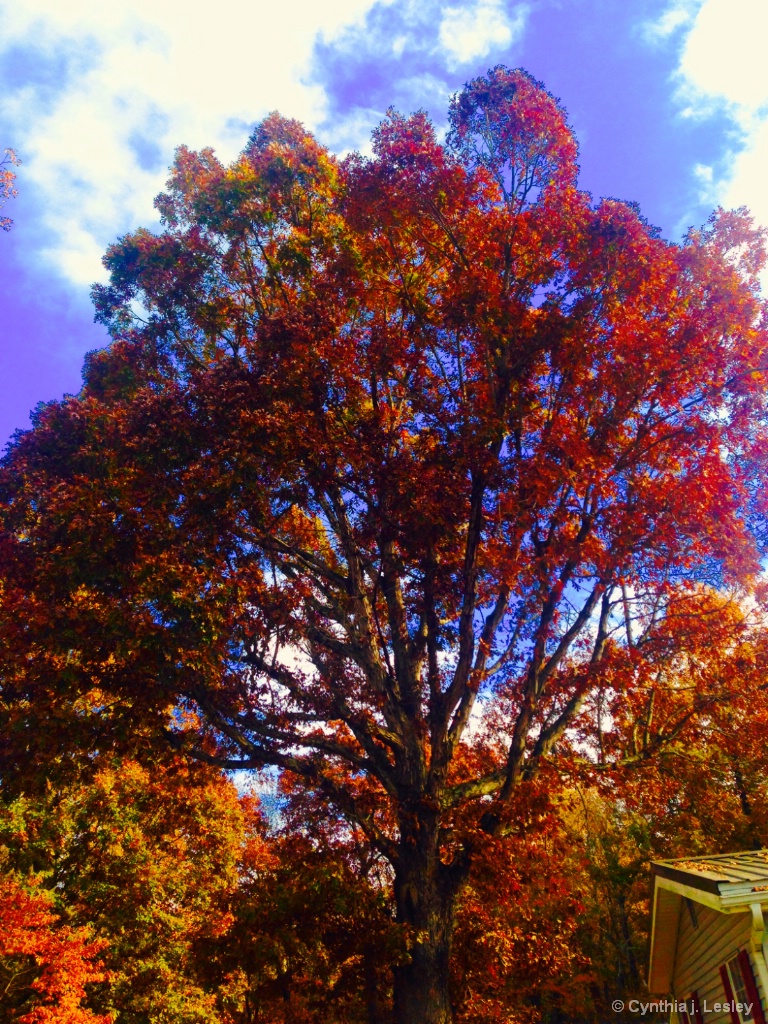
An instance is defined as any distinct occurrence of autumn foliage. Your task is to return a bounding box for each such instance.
[2,66,768,1022]
[0,876,109,1024]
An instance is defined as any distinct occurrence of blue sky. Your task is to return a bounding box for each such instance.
[1,0,767,448]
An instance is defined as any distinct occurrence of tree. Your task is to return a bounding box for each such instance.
[0,876,109,1024]
[1,149,19,230]
[212,814,399,1024]
[552,592,768,1022]
[0,755,258,1024]
[211,771,590,1024]
[2,66,768,1022]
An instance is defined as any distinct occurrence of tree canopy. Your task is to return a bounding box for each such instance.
[2,66,768,1023]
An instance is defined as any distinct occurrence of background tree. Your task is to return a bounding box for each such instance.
[2,66,768,1023]
[0,755,257,1024]
[212,808,399,1024]
[549,593,768,1023]
[0,875,108,1024]
[1,148,19,230]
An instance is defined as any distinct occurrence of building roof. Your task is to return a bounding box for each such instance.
[648,850,768,994]
[652,851,768,903]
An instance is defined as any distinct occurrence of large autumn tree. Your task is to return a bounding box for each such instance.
[2,67,768,1022]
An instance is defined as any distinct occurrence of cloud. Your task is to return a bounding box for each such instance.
[0,0,531,291]
[676,0,768,112]
[642,0,698,44]
[657,0,768,271]
[309,0,529,159]
[438,0,527,68]
[0,0,379,286]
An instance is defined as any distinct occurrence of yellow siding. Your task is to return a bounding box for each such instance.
[672,905,766,1021]
[650,887,684,992]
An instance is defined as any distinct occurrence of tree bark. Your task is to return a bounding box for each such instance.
[391,818,466,1024]
[364,942,382,1024]
[733,762,761,850]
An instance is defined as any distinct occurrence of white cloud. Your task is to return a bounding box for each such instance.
[0,0,379,286]
[662,0,768,282]
[720,120,768,235]
[642,0,697,43]
[0,0,530,290]
[392,34,408,57]
[676,0,768,112]
[437,0,526,69]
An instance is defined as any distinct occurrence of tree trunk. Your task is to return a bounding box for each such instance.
[364,942,382,1024]
[733,762,762,850]
[392,824,466,1024]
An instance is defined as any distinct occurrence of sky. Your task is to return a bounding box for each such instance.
[1,0,767,449]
